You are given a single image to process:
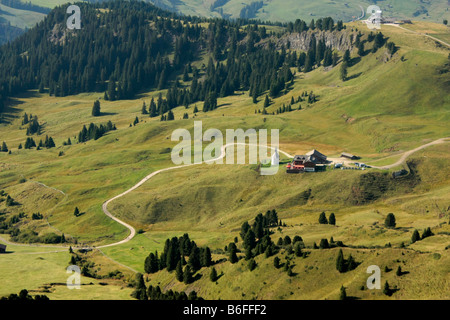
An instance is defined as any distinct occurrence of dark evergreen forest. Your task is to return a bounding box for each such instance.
[0,0,344,117]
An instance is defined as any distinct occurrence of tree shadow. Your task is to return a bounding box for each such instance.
[348,57,361,67]
[346,296,361,300]
[193,273,202,282]
[216,272,225,281]
[347,72,362,80]
[217,103,231,108]
[99,112,118,116]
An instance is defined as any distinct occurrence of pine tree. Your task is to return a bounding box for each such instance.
[273,256,281,269]
[73,207,80,217]
[92,100,101,116]
[188,246,201,271]
[141,102,148,114]
[183,265,193,284]
[319,238,329,249]
[294,243,302,257]
[336,249,346,273]
[248,258,257,271]
[244,229,256,250]
[210,267,218,282]
[1,141,8,152]
[339,286,347,300]
[201,247,212,267]
[328,213,336,225]
[228,243,238,264]
[175,260,183,282]
[411,229,420,243]
[340,62,348,81]
[264,95,270,108]
[396,266,402,276]
[357,42,365,56]
[167,110,174,121]
[318,211,328,224]
[385,213,396,228]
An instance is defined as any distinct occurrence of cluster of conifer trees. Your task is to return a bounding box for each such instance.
[144,233,213,285]
[77,121,116,143]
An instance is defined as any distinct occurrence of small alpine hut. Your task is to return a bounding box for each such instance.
[286,149,327,173]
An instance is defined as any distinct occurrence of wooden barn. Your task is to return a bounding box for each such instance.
[341,152,360,160]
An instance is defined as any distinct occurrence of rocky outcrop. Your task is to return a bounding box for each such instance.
[275,29,357,52]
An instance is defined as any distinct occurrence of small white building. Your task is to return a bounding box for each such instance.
[271,148,280,165]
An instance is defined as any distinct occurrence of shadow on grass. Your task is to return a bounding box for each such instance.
[347,72,362,81]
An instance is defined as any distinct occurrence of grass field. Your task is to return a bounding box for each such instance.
[0,20,449,299]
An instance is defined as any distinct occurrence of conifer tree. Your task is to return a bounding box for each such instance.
[294,243,302,257]
[319,212,328,224]
[73,207,80,217]
[336,249,346,273]
[248,258,256,271]
[385,213,396,228]
[273,256,281,269]
[339,286,347,300]
[328,213,336,225]
[210,267,218,282]
[92,100,101,116]
[264,95,270,108]
[340,62,348,81]
[175,260,183,282]
[183,265,193,284]
[141,102,148,114]
[228,243,238,264]
[411,229,420,243]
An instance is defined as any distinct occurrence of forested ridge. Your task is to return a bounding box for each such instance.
[0,0,347,117]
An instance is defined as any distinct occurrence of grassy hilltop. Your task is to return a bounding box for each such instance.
[0,12,449,300]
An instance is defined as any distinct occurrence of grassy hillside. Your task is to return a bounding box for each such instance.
[0,20,449,299]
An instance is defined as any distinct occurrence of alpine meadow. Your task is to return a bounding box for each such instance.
[0,0,449,306]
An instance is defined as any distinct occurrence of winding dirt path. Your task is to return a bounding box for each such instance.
[384,23,450,48]
[368,137,450,169]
